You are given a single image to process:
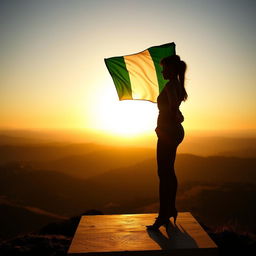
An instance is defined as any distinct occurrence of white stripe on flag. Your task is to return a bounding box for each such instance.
[124,49,159,102]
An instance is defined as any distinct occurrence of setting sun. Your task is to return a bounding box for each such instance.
[95,84,158,136]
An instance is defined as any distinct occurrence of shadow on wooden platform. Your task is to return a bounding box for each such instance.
[68,212,218,255]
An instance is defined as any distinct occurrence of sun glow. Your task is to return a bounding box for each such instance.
[94,84,158,136]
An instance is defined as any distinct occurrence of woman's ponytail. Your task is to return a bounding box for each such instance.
[178,60,188,101]
[160,54,188,102]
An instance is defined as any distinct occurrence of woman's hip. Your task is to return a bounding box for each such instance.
[155,124,184,146]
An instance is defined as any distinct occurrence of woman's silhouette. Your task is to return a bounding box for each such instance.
[147,55,187,230]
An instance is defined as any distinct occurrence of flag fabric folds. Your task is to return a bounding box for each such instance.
[104,42,176,102]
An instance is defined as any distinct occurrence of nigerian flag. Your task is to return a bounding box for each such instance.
[104,42,176,103]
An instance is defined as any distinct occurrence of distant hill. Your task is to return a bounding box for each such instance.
[0,162,89,216]
[0,134,50,146]
[2,141,255,180]
[33,146,155,179]
[216,148,256,158]
[176,154,256,184]
[0,142,100,164]
[181,136,256,157]
[1,132,256,158]
[0,203,64,240]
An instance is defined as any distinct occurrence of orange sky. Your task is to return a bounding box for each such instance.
[1,0,256,137]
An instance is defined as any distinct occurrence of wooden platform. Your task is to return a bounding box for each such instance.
[68,212,218,256]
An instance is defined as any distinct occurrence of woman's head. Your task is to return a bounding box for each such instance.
[160,55,184,78]
[160,54,188,101]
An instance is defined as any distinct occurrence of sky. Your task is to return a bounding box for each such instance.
[1,0,256,137]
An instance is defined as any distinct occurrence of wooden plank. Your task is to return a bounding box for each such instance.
[68,212,218,256]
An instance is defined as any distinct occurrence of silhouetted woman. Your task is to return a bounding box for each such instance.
[147,55,187,230]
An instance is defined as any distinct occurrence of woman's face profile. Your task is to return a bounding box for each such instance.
[161,63,177,80]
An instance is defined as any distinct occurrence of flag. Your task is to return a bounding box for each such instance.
[104,42,176,102]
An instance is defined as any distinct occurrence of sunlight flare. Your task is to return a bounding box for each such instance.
[95,83,158,136]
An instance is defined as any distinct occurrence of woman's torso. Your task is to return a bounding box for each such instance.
[156,79,184,131]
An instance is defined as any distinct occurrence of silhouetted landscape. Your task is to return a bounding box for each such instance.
[0,131,256,255]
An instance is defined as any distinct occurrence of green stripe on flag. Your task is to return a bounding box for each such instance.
[104,56,132,100]
[148,42,176,93]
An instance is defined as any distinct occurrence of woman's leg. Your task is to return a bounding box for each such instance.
[156,124,184,218]
[157,138,178,218]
